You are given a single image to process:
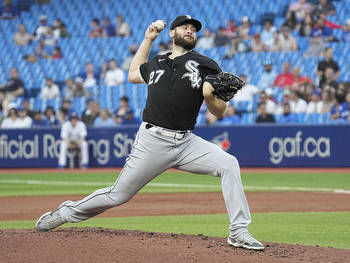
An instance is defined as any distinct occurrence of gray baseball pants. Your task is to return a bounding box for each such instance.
[59,122,251,235]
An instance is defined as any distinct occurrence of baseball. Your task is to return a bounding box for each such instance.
[154,20,165,31]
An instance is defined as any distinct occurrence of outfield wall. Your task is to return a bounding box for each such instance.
[0,125,349,168]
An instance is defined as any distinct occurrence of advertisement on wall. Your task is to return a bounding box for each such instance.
[0,125,349,168]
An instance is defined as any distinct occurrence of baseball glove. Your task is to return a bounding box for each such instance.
[204,72,244,102]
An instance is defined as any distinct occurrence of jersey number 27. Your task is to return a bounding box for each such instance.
[149,70,165,85]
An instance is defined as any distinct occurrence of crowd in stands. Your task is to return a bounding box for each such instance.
[0,0,350,129]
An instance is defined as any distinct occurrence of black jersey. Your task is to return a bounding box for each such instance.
[139,50,221,130]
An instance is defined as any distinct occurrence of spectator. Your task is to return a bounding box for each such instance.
[22,99,34,118]
[58,111,88,169]
[258,60,277,90]
[342,91,350,120]
[256,102,275,123]
[288,0,314,23]
[264,88,278,114]
[93,109,115,127]
[233,74,259,102]
[312,0,336,17]
[301,82,316,102]
[44,106,60,127]
[235,37,251,53]
[252,33,267,52]
[319,67,338,90]
[284,10,298,30]
[330,91,347,120]
[304,29,327,57]
[290,90,308,113]
[61,99,71,114]
[261,20,277,49]
[64,77,76,101]
[104,59,125,87]
[214,27,231,47]
[318,11,341,30]
[278,103,298,123]
[14,24,33,46]
[60,23,70,38]
[79,62,100,88]
[216,105,241,125]
[34,14,50,40]
[1,107,19,128]
[52,46,62,60]
[41,26,57,46]
[299,14,314,37]
[74,77,91,98]
[81,99,100,126]
[0,0,19,19]
[279,26,298,52]
[17,106,32,128]
[270,31,281,52]
[40,77,60,99]
[113,96,135,124]
[52,18,63,38]
[196,29,215,50]
[289,66,312,88]
[306,90,323,113]
[29,39,52,60]
[316,47,340,85]
[32,110,49,127]
[274,62,294,87]
[57,107,68,126]
[222,19,237,39]
[275,88,292,115]
[237,16,253,39]
[115,14,130,37]
[88,18,102,38]
[342,19,350,42]
[320,88,335,113]
[121,44,138,71]
[311,16,336,42]
[338,82,350,94]
[102,17,115,38]
[0,68,24,111]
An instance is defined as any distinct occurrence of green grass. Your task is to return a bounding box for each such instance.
[1,212,349,249]
[0,171,349,197]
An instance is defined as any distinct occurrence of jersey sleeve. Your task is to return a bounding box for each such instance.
[200,56,222,77]
[139,62,150,83]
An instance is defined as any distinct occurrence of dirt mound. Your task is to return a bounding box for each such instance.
[1,228,349,263]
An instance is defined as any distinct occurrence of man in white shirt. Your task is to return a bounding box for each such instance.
[58,111,89,169]
[35,15,50,40]
[1,107,20,128]
[290,90,307,113]
[306,90,323,113]
[261,20,276,49]
[16,106,32,128]
[104,59,125,87]
[40,77,60,99]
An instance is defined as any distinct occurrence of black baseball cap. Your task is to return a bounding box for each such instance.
[170,15,202,32]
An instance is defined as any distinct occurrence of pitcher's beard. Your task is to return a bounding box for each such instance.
[174,31,196,50]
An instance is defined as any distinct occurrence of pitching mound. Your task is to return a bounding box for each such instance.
[1,228,349,263]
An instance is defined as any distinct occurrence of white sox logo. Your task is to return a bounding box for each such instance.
[182,60,202,89]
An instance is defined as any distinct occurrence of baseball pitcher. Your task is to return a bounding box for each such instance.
[36,15,263,251]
